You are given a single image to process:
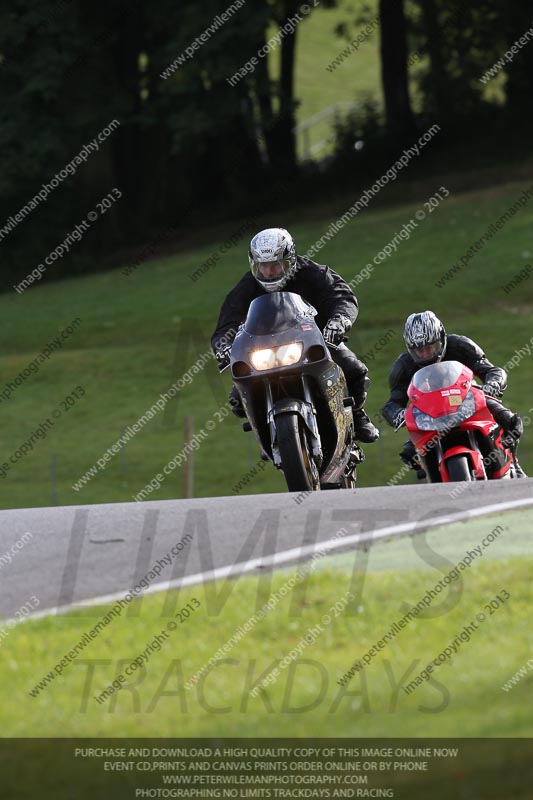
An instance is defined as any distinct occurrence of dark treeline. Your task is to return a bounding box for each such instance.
[0,0,531,289]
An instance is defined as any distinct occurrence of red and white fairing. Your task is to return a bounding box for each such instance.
[405,361,512,481]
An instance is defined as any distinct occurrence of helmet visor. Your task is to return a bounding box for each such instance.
[251,258,293,285]
[408,339,443,365]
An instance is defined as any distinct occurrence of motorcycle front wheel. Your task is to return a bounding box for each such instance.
[276,412,320,493]
[446,454,472,481]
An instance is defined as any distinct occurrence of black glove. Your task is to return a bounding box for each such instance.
[393,409,406,431]
[215,343,232,371]
[399,440,426,479]
[228,385,246,418]
[399,440,420,470]
[501,413,524,448]
[323,315,351,346]
[483,381,503,399]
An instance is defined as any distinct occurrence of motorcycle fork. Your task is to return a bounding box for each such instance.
[265,382,277,464]
[439,431,486,479]
[423,439,443,483]
[301,375,322,462]
[463,430,486,477]
[266,376,322,467]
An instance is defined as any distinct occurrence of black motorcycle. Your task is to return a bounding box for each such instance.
[227,292,364,492]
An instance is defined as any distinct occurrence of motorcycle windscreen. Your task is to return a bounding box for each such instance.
[244,292,317,335]
[412,361,464,393]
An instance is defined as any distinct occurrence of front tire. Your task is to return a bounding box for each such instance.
[276,412,320,493]
[446,454,472,481]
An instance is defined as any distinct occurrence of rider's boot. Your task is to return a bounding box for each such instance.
[348,378,379,443]
[494,409,527,478]
[509,442,527,478]
[352,408,379,443]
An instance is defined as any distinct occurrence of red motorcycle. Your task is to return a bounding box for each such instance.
[405,360,516,482]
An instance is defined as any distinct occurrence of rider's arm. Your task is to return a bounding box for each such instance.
[322,266,359,326]
[448,334,508,395]
[211,273,258,365]
[381,355,413,427]
[300,260,359,328]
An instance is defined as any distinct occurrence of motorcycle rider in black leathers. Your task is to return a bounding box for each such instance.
[211,227,379,443]
[382,310,526,479]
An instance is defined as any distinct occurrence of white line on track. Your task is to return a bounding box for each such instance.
[18,495,533,623]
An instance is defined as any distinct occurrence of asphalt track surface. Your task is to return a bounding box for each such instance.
[0,480,532,620]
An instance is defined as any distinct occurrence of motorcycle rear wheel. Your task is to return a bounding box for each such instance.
[276,412,320,493]
[446,454,472,481]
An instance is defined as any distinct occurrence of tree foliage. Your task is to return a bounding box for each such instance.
[0,0,531,289]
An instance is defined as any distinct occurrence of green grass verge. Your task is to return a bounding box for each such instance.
[1,179,532,508]
[4,509,532,737]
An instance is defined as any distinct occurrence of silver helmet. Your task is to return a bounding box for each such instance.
[249,227,297,292]
[403,310,447,366]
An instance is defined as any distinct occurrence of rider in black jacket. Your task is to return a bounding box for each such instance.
[211,227,379,443]
[382,310,526,478]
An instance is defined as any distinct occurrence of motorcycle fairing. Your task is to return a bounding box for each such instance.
[405,360,514,482]
[230,292,357,486]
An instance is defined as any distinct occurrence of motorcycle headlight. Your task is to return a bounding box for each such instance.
[250,343,303,371]
[250,348,277,371]
[413,411,437,431]
[276,343,303,366]
[412,391,477,434]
